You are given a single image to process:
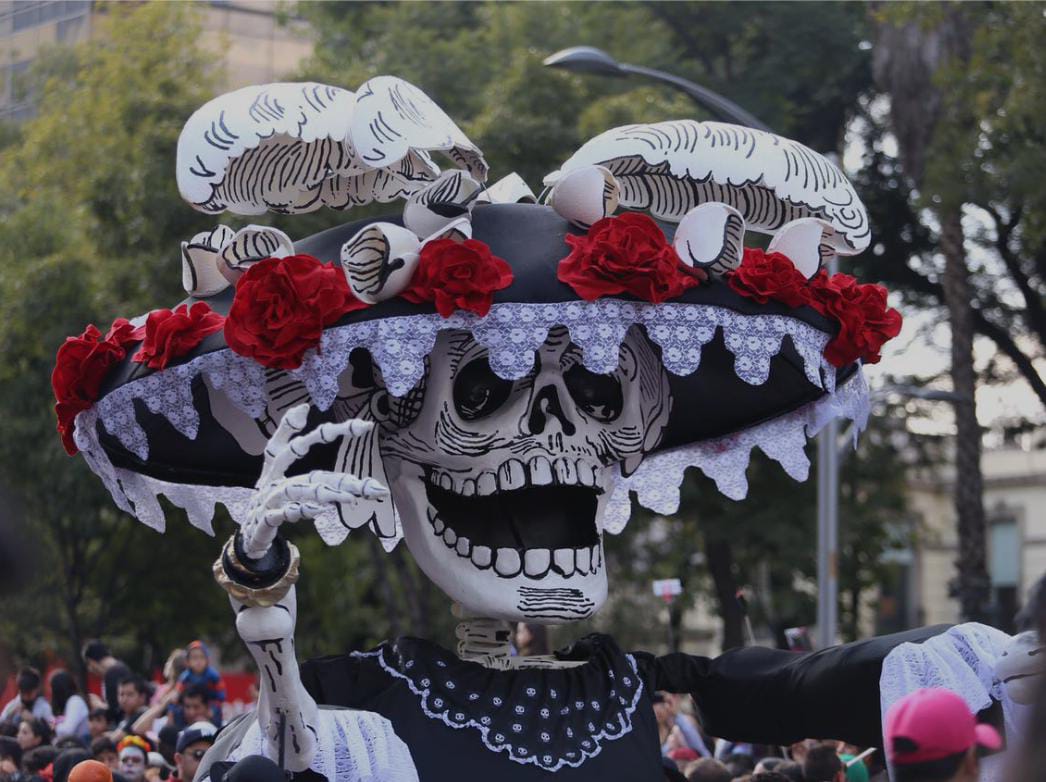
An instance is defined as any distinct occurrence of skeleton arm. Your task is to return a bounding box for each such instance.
[213,405,389,772]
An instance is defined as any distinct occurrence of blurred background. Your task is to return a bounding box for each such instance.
[0,0,1043,697]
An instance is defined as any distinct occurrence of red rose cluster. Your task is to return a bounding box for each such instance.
[133,302,225,370]
[53,319,144,455]
[558,212,706,303]
[402,239,514,318]
[224,254,368,370]
[729,247,902,366]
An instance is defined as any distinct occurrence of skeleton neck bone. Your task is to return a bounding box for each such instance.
[452,604,583,670]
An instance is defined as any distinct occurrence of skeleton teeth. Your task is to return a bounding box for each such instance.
[554,459,577,485]
[553,548,575,577]
[456,536,471,557]
[576,462,596,487]
[529,456,553,485]
[494,548,522,577]
[432,516,445,534]
[471,545,492,568]
[594,545,602,571]
[576,546,591,573]
[439,472,453,491]
[476,471,498,496]
[497,459,527,491]
[524,549,551,578]
[443,526,457,546]
[460,478,476,497]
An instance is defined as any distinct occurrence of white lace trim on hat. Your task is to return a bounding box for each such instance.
[73,299,867,540]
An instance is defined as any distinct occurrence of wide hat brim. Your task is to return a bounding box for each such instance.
[79,203,866,536]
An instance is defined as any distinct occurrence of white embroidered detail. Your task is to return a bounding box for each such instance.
[349,646,645,773]
[221,708,420,782]
[601,370,869,533]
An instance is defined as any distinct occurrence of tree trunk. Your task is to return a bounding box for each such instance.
[938,210,991,622]
[704,536,745,651]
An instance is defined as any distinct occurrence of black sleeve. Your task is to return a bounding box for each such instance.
[633,625,950,749]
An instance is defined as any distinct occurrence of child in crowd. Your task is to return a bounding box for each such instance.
[177,642,225,726]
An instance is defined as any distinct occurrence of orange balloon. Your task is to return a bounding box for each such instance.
[69,759,114,782]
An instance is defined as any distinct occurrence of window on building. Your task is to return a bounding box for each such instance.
[989,516,1020,633]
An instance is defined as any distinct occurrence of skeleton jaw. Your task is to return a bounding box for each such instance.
[388,455,611,623]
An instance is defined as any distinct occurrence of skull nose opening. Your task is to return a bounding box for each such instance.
[527,385,576,436]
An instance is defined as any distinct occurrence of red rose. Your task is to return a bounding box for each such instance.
[224,254,367,370]
[727,248,813,308]
[401,239,514,318]
[53,319,144,455]
[808,271,903,366]
[557,212,706,303]
[133,302,225,370]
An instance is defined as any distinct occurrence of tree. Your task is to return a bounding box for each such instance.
[866,2,1046,620]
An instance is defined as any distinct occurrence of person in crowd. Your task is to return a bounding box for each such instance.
[151,652,185,711]
[109,679,148,743]
[144,751,171,781]
[15,718,51,753]
[51,672,90,743]
[749,773,793,782]
[89,738,117,772]
[774,760,804,782]
[722,753,755,779]
[177,643,224,724]
[0,736,22,780]
[171,722,215,782]
[115,737,150,782]
[68,759,114,782]
[513,623,550,657]
[87,711,109,742]
[53,748,92,782]
[155,726,178,768]
[803,743,846,782]
[22,745,57,778]
[144,684,212,737]
[840,751,870,782]
[754,757,783,774]
[81,642,132,726]
[885,688,1001,782]
[685,757,731,782]
[789,739,818,766]
[0,669,53,729]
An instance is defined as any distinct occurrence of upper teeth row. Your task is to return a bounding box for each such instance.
[430,457,600,496]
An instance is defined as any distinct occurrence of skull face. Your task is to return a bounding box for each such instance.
[380,326,672,622]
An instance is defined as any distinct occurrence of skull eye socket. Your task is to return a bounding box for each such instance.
[453,357,514,420]
[564,364,622,422]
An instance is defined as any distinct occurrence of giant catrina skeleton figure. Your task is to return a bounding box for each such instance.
[56,78,1043,781]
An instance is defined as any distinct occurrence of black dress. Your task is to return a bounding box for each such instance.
[298,626,947,781]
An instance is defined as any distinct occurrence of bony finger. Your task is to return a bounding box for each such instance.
[360,477,390,499]
[265,405,311,455]
[263,501,324,526]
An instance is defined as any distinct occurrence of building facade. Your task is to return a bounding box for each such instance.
[0,0,313,121]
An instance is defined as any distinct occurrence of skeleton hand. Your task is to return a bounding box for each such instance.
[240,403,389,559]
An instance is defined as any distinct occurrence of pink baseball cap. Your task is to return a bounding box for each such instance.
[885,688,1002,765]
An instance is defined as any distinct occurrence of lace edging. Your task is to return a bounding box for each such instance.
[602,370,870,533]
[351,647,645,773]
[90,300,833,463]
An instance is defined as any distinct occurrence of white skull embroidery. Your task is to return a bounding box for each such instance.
[379,326,671,622]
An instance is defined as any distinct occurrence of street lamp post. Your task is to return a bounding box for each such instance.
[543,46,847,649]
[543,46,772,132]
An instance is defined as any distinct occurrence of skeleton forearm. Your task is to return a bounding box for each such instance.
[214,534,319,772]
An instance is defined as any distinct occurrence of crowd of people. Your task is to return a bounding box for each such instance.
[0,640,227,782]
[656,687,998,782]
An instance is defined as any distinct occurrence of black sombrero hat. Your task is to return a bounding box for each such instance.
[56,77,892,541]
